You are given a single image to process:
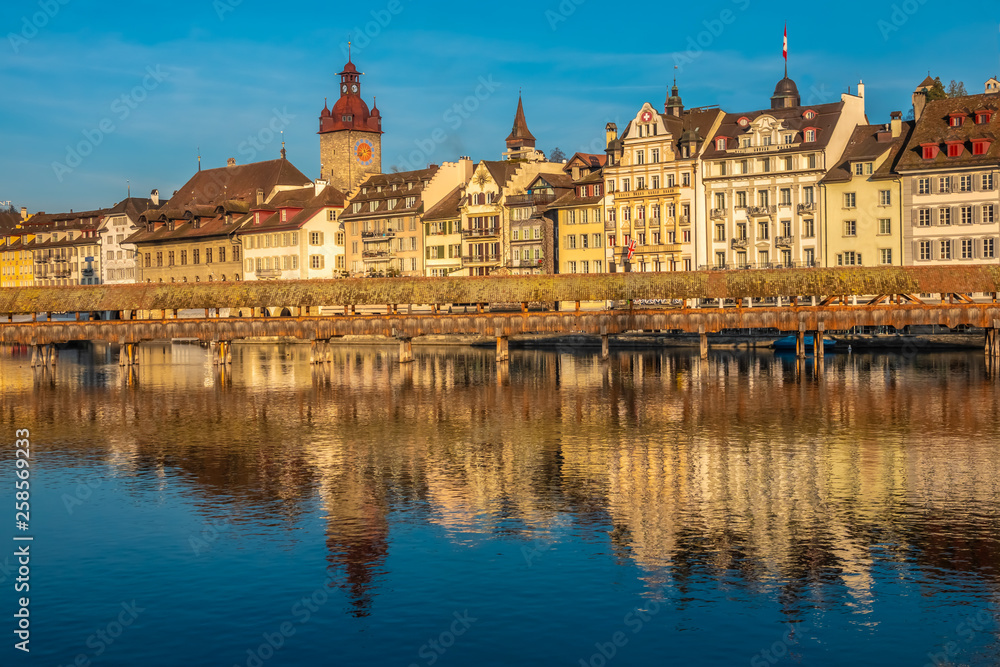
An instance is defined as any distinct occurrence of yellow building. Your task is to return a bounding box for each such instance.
[1,208,34,287]
[820,115,912,267]
[551,170,607,276]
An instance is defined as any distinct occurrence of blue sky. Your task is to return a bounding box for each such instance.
[1,0,997,213]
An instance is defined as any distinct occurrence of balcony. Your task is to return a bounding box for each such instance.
[362,230,396,242]
[797,203,816,213]
[614,186,680,200]
[605,221,616,232]
[775,236,794,247]
[255,268,282,279]
[461,227,501,239]
[731,238,749,249]
[678,216,690,226]
[630,243,682,255]
[710,208,727,218]
[506,193,556,207]
[633,218,646,228]
[746,206,777,217]
[509,258,544,268]
[362,250,392,259]
[461,254,500,266]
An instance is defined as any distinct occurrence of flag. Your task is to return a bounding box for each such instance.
[783,25,787,62]
[627,237,637,261]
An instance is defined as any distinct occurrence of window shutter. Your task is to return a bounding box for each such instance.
[911,208,918,226]
[320,255,325,269]
[952,206,959,226]
[911,240,920,262]
[975,206,981,224]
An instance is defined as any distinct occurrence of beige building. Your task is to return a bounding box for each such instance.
[102,193,166,284]
[604,85,724,272]
[897,79,1000,266]
[550,170,606,275]
[820,115,912,267]
[700,75,866,269]
[422,186,463,277]
[25,209,107,286]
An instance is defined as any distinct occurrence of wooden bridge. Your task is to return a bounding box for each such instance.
[2,266,999,367]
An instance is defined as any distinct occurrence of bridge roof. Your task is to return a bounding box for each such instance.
[1,266,998,313]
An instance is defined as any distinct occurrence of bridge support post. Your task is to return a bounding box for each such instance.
[495,326,509,363]
[600,324,609,361]
[46,344,57,367]
[399,338,414,363]
[30,344,40,368]
[988,321,1000,359]
[814,324,826,372]
[797,323,806,358]
[699,325,708,360]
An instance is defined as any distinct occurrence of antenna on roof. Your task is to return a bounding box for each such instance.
[198,146,201,172]
[281,131,286,159]
[127,178,130,198]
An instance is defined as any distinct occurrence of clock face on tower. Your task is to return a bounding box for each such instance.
[355,138,374,166]
[351,83,358,93]
[640,111,652,122]
[342,84,347,93]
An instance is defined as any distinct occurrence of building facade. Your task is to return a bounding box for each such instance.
[318,56,383,195]
[25,209,107,286]
[102,193,166,284]
[897,80,1000,266]
[700,75,866,270]
[422,186,463,277]
[0,207,33,288]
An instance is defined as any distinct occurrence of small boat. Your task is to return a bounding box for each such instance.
[771,335,836,352]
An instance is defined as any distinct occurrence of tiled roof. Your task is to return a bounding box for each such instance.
[821,121,914,183]
[531,172,575,190]
[482,160,520,188]
[107,197,167,220]
[564,153,607,170]
[506,96,536,145]
[340,166,438,220]
[0,209,22,231]
[700,101,846,160]
[242,185,346,234]
[896,94,1000,172]
[422,186,463,221]
[159,158,312,212]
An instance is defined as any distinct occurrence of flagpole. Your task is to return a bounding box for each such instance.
[783,24,788,78]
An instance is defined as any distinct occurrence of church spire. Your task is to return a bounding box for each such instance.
[505,93,536,150]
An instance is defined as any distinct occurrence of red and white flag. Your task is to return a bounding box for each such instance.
[627,237,637,261]
[783,25,787,62]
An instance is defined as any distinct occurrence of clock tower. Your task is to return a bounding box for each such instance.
[319,52,383,194]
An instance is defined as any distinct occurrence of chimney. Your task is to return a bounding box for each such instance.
[227,157,236,167]
[605,122,618,148]
[913,88,927,122]
[20,206,27,220]
[256,188,264,206]
[314,179,328,195]
[890,111,903,138]
[857,80,865,99]
[150,189,159,206]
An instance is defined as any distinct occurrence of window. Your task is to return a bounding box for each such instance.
[568,261,576,273]
[651,149,659,163]
[205,248,213,264]
[939,240,951,260]
[803,186,814,204]
[947,143,963,158]
[837,251,860,266]
[758,221,769,240]
[983,174,995,191]
[155,252,162,267]
[807,154,817,169]
[844,193,856,209]
[405,197,416,208]
[879,190,891,206]
[761,158,771,172]
[310,231,323,245]
[779,188,791,205]
[918,178,931,194]
[922,145,939,160]
[880,248,892,265]
[715,251,726,267]
[805,129,816,142]
[736,223,747,240]
[667,174,676,187]
[780,220,792,237]
[803,219,815,238]
[739,160,748,175]
[844,220,856,237]
[715,193,726,209]
[961,238,975,259]
[180,250,187,266]
[938,177,951,193]
[985,238,996,259]
[636,177,646,190]
[622,178,630,192]
[919,241,932,261]
[939,208,951,226]
[651,175,660,189]
[593,234,602,247]
[233,247,239,261]
[582,261,590,274]
[715,224,726,241]
[219,247,227,263]
[878,218,891,235]
[144,253,151,268]
[960,175,973,192]
[566,235,576,249]
[716,138,726,151]
[636,150,644,165]
[984,204,995,224]
[736,191,747,208]
[961,206,973,225]
[581,234,589,249]
[736,251,748,268]
[804,248,815,266]
[918,209,931,226]
[534,227,541,239]
[682,173,691,187]
[973,140,991,156]
[309,255,324,269]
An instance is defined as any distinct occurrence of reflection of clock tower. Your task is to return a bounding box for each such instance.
[318,52,383,194]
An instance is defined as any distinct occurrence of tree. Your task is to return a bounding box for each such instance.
[549,147,566,163]
[925,77,948,101]
[946,80,967,97]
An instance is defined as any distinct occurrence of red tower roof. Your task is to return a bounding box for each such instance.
[506,95,536,149]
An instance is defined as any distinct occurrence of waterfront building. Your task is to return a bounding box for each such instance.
[549,170,606,275]
[318,54,383,194]
[603,84,724,272]
[507,171,574,275]
[341,158,472,277]
[820,114,913,267]
[239,182,346,280]
[129,156,312,283]
[422,186,463,277]
[896,79,1000,265]
[24,209,107,286]
[700,74,866,269]
[0,207,34,288]
[102,192,167,284]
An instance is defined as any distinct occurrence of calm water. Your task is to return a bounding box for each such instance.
[2,342,1000,666]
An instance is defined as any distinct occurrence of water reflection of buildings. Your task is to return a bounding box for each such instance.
[3,346,999,616]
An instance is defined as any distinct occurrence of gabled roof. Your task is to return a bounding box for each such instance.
[422,186,463,221]
[897,94,1000,171]
[340,166,438,220]
[0,209,22,231]
[701,101,846,160]
[482,160,520,188]
[242,185,347,234]
[161,158,312,213]
[821,121,914,183]
[107,197,167,220]
[564,152,607,170]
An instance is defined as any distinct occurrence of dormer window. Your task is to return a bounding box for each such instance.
[803,110,817,120]
[595,184,603,196]
[921,143,940,160]
[376,185,382,192]
[361,187,368,195]
[949,113,966,127]
[388,198,398,208]
[352,202,362,213]
[976,111,993,124]
[281,210,287,222]
[946,141,964,158]
[804,129,816,142]
[737,117,750,128]
[405,196,416,208]
[973,139,992,155]
[854,162,873,175]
